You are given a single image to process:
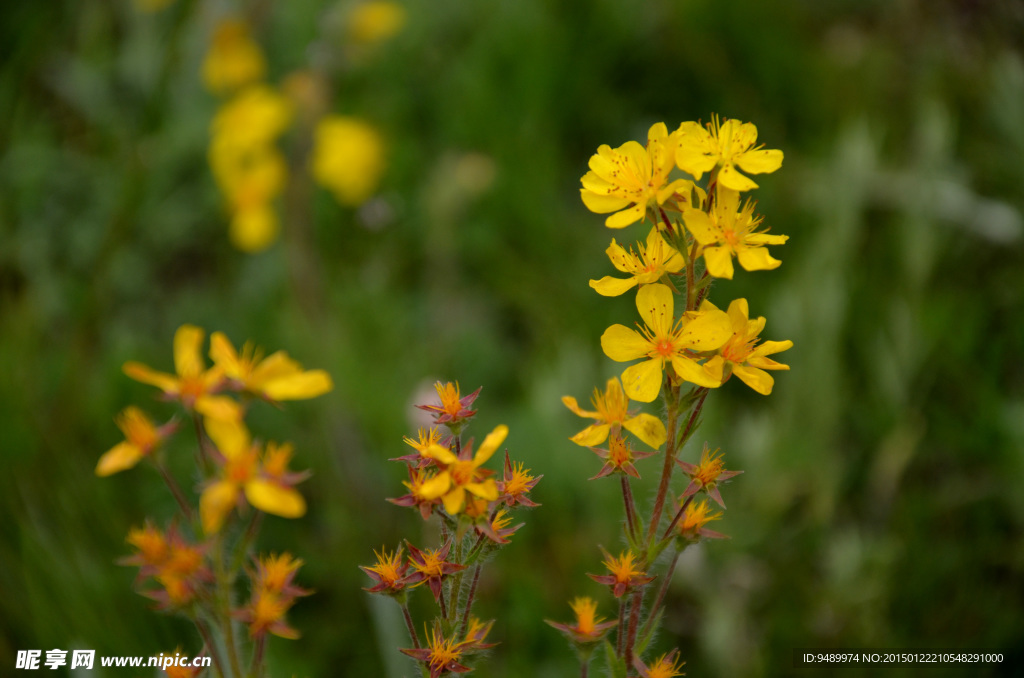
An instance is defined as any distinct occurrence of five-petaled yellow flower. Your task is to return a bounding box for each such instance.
[200,419,306,534]
[601,284,733,402]
[590,226,685,297]
[683,187,787,279]
[123,325,240,421]
[562,376,665,449]
[580,123,691,228]
[419,425,507,514]
[701,298,792,395]
[676,115,783,192]
[96,407,173,476]
[209,332,333,401]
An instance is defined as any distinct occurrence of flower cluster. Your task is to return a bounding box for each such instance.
[201,6,402,252]
[98,324,330,676]
[361,381,541,676]
[554,115,792,676]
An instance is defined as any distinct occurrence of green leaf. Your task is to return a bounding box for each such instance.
[603,639,627,678]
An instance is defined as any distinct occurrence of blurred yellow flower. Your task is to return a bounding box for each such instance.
[211,86,292,153]
[209,331,333,401]
[202,18,266,95]
[311,115,385,206]
[123,325,241,421]
[96,407,167,476]
[347,1,407,45]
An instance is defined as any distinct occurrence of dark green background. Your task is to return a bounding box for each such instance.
[2,0,1023,676]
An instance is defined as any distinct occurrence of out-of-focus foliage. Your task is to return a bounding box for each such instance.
[1,0,1022,676]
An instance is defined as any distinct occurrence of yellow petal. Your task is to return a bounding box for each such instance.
[671,355,722,388]
[425,445,458,465]
[561,395,599,419]
[570,423,610,447]
[605,203,645,229]
[750,340,794,360]
[735,149,783,175]
[675,123,717,179]
[201,481,240,534]
[622,414,666,449]
[263,370,334,400]
[601,324,649,362]
[737,246,781,271]
[123,362,179,393]
[466,479,498,501]
[636,282,674,336]
[679,309,733,351]
[205,417,251,459]
[195,395,243,422]
[581,189,630,214]
[418,471,452,500]
[246,479,306,518]
[746,232,789,246]
[726,298,750,330]
[682,210,718,246]
[209,332,241,376]
[174,325,205,378]
[731,364,774,395]
[702,246,735,279]
[590,276,638,297]
[717,163,758,192]
[95,442,143,476]
[442,486,467,515]
[702,355,727,384]
[474,424,509,466]
[621,359,664,403]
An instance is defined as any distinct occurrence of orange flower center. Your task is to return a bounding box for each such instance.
[608,436,632,468]
[721,334,755,363]
[654,338,675,357]
[415,550,447,578]
[450,460,475,486]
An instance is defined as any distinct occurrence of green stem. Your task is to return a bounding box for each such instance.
[401,604,420,649]
[155,461,193,523]
[646,384,680,545]
[194,617,228,678]
[230,512,262,574]
[249,633,265,678]
[214,535,244,678]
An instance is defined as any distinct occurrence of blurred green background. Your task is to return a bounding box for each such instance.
[2,0,1023,676]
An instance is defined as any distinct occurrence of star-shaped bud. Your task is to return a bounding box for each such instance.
[675,444,742,508]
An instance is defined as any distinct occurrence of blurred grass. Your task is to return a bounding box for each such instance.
[1,0,1023,676]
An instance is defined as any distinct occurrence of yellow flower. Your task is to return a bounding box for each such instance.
[545,597,617,645]
[200,419,306,533]
[311,116,385,206]
[701,299,792,395]
[580,123,691,228]
[347,1,407,45]
[562,376,665,448]
[419,425,507,514]
[209,331,333,401]
[96,407,169,476]
[636,649,686,678]
[588,549,654,598]
[123,325,241,421]
[590,226,685,296]
[238,591,300,639]
[677,498,725,541]
[683,187,787,279]
[211,86,292,153]
[201,18,266,95]
[601,284,733,402]
[675,114,783,191]
[400,626,470,678]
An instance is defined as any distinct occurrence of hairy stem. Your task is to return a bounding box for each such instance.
[401,604,420,649]
[194,617,227,678]
[155,462,193,522]
[662,494,695,541]
[623,587,645,668]
[621,476,639,541]
[640,551,679,641]
[459,565,482,637]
